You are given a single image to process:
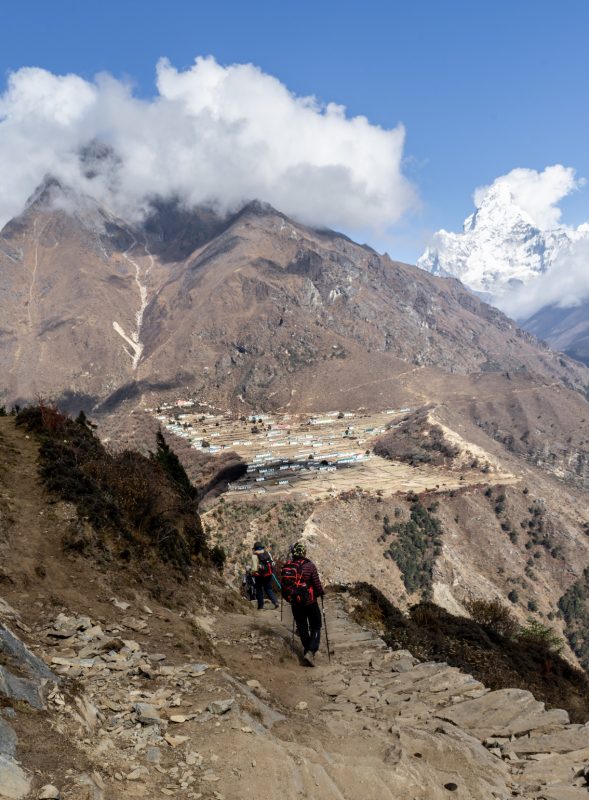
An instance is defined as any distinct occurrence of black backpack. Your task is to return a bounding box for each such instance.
[257,551,273,577]
[242,572,256,601]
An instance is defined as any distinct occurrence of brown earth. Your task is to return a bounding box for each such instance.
[1,416,589,800]
[2,182,588,420]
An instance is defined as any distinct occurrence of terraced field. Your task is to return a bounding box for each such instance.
[153,404,516,500]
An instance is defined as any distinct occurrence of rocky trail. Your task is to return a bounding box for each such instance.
[1,417,589,800]
[2,589,589,800]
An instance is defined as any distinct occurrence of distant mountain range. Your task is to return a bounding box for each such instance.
[3,177,585,415]
[4,177,589,662]
[418,183,589,364]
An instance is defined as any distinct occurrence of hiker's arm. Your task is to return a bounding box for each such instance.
[311,564,324,597]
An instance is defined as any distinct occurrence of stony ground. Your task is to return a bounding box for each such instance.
[1,417,589,800]
[2,589,589,800]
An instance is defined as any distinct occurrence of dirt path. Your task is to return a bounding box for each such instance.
[1,418,586,799]
[0,417,53,584]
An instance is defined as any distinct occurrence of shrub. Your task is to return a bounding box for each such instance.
[209,544,226,572]
[466,597,519,638]
[151,429,196,499]
[559,568,589,670]
[507,589,519,604]
[385,501,442,597]
[16,404,208,572]
[518,618,563,654]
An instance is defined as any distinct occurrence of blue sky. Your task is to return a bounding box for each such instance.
[1,0,588,262]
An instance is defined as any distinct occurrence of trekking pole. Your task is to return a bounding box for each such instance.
[321,596,331,663]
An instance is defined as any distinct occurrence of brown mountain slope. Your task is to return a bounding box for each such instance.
[1,415,589,800]
[1,181,588,414]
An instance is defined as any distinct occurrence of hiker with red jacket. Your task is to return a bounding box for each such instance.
[251,542,279,611]
[282,541,324,666]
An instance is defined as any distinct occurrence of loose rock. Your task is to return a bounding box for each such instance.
[37,787,60,800]
[207,699,235,715]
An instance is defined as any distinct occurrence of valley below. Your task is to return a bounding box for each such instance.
[2,185,589,800]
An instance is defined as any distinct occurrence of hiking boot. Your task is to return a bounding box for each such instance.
[273,603,280,610]
[303,651,315,667]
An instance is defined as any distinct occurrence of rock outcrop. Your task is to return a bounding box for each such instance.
[1,591,588,800]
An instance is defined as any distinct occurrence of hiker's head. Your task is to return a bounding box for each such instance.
[253,542,265,554]
[292,541,306,558]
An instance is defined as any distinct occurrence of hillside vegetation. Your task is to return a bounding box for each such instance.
[347,583,589,723]
[374,410,460,467]
[15,403,219,573]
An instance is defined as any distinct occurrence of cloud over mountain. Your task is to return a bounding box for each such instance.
[473,165,582,230]
[0,56,416,233]
[418,165,589,320]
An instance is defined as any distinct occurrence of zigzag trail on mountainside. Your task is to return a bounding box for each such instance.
[2,419,589,800]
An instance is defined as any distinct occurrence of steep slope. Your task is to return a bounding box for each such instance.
[525,301,589,367]
[1,181,588,414]
[1,418,589,800]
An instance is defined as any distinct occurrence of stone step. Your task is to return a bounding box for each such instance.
[517,747,589,795]
[436,688,569,739]
[502,724,589,757]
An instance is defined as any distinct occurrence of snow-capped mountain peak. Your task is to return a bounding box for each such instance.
[418,179,589,305]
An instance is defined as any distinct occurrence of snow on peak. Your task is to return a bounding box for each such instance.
[418,167,589,306]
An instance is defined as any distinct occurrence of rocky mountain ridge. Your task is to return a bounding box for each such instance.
[418,182,589,302]
[2,179,588,414]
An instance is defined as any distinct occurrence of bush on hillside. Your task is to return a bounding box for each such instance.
[465,597,519,639]
[518,618,563,653]
[384,500,442,597]
[559,568,589,670]
[16,403,208,571]
[343,582,589,723]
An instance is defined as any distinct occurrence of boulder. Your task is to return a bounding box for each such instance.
[134,703,162,725]
[0,754,30,799]
[436,688,569,738]
[37,786,60,799]
[0,666,43,710]
[207,699,235,715]
[0,719,17,758]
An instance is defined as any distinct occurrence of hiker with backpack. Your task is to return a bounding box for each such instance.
[251,542,280,610]
[242,566,257,602]
[281,541,324,666]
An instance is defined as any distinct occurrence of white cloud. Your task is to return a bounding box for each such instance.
[473,165,582,229]
[500,229,589,319]
[0,56,416,232]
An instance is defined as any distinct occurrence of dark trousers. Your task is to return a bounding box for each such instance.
[292,601,322,654]
[255,575,278,609]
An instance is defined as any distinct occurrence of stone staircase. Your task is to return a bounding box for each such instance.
[277,596,589,800]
